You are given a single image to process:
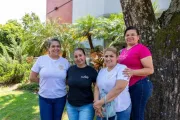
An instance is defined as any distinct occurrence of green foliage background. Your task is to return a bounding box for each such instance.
[0,13,125,84]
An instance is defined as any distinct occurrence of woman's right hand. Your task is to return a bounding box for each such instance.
[95,108,103,118]
[123,68,133,78]
[29,71,39,83]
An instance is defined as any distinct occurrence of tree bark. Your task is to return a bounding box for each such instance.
[159,0,180,28]
[148,0,180,119]
[120,0,156,46]
[87,33,94,50]
[147,14,180,120]
[120,0,180,120]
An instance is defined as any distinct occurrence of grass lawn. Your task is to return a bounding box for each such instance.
[0,87,68,120]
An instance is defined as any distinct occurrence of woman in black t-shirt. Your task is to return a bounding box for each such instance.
[66,48,97,120]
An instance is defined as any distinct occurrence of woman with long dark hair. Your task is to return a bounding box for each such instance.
[66,48,97,120]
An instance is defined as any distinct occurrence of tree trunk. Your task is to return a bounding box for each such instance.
[87,33,94,50]
[120,0,180,120]
[120,0,156,46]
[159,0,180,28]
[147,0,180,119]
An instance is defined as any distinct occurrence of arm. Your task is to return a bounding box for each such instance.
[124,56,154,77]
[93,83,103,117]
[104,80,128,102]
[93,80,128,109]
[29,71,39,83]
[94,83,99,102]
[93,68,98,102]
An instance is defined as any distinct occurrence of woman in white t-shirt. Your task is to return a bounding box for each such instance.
[93,47,131,120]
[29,38,70,120]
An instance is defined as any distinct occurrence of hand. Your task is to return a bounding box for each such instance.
[93,99,98,103]
[93,99,104,110]
[95,108,104,118]
[123,68,134,78]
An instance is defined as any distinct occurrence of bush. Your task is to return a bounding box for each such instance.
[0,59,32,84]
[17,83,39,93]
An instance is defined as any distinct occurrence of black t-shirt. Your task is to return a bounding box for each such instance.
[67,65,97,106]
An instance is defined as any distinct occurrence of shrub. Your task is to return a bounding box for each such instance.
[0,59,32,84]
[17,83,39,93]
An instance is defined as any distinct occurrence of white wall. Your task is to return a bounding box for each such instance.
[73,0,171,22]
[72,0,171,47]
[104,0,121,16]
[72,0,104,22]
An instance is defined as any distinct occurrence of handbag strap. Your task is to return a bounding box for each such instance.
[103,95,117,120]
[104,95,109,120]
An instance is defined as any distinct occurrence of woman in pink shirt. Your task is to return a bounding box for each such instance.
[118,26,154,120]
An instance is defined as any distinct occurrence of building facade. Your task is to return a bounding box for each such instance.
[46,0,171,23]
[46,0,171,48]
[46,0,72,23]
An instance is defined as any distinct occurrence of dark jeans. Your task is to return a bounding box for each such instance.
[129,77,153,120]
[39,95,66,120]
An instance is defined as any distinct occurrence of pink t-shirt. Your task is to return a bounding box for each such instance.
[118,44,152,86]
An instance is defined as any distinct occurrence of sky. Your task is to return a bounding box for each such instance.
[0,0,46,24]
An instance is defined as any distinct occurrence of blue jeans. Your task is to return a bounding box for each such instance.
[129,77,153,120]
[66,102,95,120]
[96,104,132,120]
[39,95,66,120]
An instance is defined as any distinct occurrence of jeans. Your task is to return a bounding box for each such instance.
[39,95,66,120]
[96,104,132,120]
[129,77,153,120]
[66,102,95,120]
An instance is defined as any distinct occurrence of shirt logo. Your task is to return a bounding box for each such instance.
[59,65,64,70]
[119,49,130,62]
[81,75,89,79]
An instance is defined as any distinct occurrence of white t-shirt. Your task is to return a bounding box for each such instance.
[31,55,70,98]
[97,63,131,112]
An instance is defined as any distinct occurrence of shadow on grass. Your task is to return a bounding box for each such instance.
[0,91,39,120]
[0,90,97,120]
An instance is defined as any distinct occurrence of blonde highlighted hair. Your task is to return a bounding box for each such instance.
[104,47,119,56]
